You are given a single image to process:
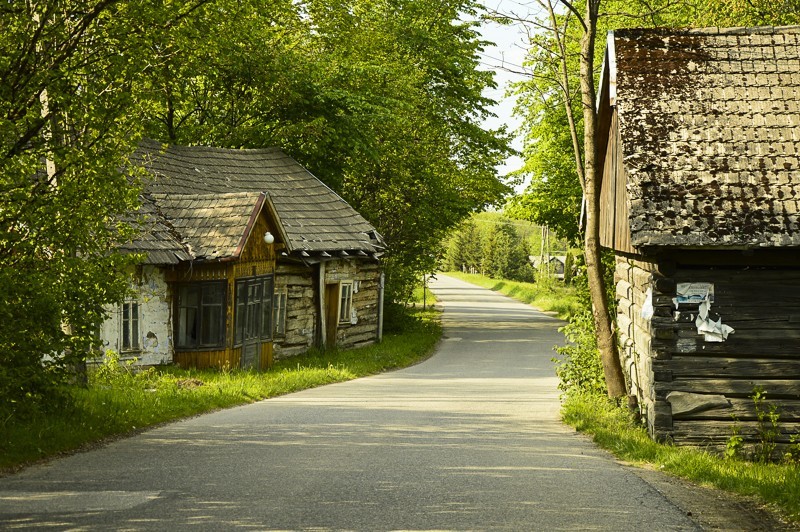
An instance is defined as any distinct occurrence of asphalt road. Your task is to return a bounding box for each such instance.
[0,274,700,531]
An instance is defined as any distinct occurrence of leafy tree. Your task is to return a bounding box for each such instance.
[138,0,513,303]
[0,1,173,415]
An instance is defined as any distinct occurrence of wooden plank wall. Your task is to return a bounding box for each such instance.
[618,256,800,454]
[274,262,317,358]
[325,259,382,351]
[600,112,634,254]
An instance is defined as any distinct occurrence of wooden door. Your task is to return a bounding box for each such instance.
[236,275,274,369]
[325,283,340,348]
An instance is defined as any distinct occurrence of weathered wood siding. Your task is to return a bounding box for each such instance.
[273,258,382,358]
[617,255,800,453]
[325,259,381,350]
[171,212,278,370]
[599,111,634,254]
[273,262,317,358]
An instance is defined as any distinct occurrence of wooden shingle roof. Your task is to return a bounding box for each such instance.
[152,192,264,261]
[607,25,800,249]
[119,197,192,265]
[130,140,383,263]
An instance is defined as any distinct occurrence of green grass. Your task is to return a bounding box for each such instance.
[444,271,581,320]
[1,308,441,472]
[563,393,800,523]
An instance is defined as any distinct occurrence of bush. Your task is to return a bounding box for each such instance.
[552,310,606,397]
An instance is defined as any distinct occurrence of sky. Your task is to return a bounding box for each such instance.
[475,1,545,191]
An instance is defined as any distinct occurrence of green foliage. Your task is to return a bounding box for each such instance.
[691,0,800,26]
[752,386,782,463]
[725,420,745,460]
[0,1,155,418]
[443,213,536,283]
[1,0,511,416]
[553,311,606,397]
[138,0,513,303]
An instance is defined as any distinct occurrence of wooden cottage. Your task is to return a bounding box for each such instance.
[99,140,384,370]
[597,26,800,450]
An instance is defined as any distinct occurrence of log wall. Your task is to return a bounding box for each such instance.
[273,259,382,358]
[324,259,382,351]
[273,262,317,358]
[616,254,800,454]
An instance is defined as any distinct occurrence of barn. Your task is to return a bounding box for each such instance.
[597,26,800,450]
[99,140,385,370]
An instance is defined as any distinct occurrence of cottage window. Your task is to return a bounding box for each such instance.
[273,289,288,336]
[121,301,139,351]
[339,282,353,324]
[234,275,274,345]
[176,282,226,349]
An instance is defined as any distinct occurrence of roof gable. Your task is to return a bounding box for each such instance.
[149,192,265,262]
[606,25,800,249]
[133,140,383,260]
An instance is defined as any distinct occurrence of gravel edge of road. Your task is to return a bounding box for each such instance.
[627,464,797,531]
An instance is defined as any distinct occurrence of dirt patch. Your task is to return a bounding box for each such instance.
[629,464,798,531]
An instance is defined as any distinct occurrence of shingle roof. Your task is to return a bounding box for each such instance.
[609,25,800,249]
[151,192,264,261]
[119,197,192,265]
[132,140,383,260]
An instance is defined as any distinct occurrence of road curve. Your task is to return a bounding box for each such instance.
[0,274,698,530]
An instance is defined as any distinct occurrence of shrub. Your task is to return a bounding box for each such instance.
[552,310,605,397]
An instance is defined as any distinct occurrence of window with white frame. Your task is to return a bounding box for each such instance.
[339,282,353,324]
[121,301,140,351]
[273,288,288,336]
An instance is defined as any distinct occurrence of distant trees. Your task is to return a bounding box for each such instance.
[444,215,535,283]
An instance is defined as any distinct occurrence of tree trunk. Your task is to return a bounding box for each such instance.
[580,0,626,398]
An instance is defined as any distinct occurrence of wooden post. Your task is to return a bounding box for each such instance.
[318,261,326,349]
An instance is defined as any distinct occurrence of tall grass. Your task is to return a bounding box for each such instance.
[444,271,581,319]
[1,309,440,472]
[563,393,800,523]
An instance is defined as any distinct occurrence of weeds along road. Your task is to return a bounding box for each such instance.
[0,274,699,531]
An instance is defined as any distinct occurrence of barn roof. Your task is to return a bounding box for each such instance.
[605,25,800,249]
[128,140,383,264]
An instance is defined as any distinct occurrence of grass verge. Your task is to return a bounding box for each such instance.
[563,393,800,523]
[1,307,440,472]
[443,271,580,320]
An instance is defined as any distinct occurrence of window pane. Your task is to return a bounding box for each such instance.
[201,282,226,347]
[235,280,246,344]
[179,307,198,348]
[131,303,139,349]
[180,286,199,308]
[203,283,224,305]
[261,278,273,340]
[201,305,222,345]
[122,302,140,350]
[122,303,130,349]
[339,284,352,322]
[273,292,286,336]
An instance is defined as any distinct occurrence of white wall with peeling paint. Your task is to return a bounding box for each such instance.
[98,266,173,366]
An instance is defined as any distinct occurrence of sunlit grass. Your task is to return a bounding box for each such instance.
[1,308,440,472]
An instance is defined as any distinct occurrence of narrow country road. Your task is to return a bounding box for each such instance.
[0,274,700,530]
